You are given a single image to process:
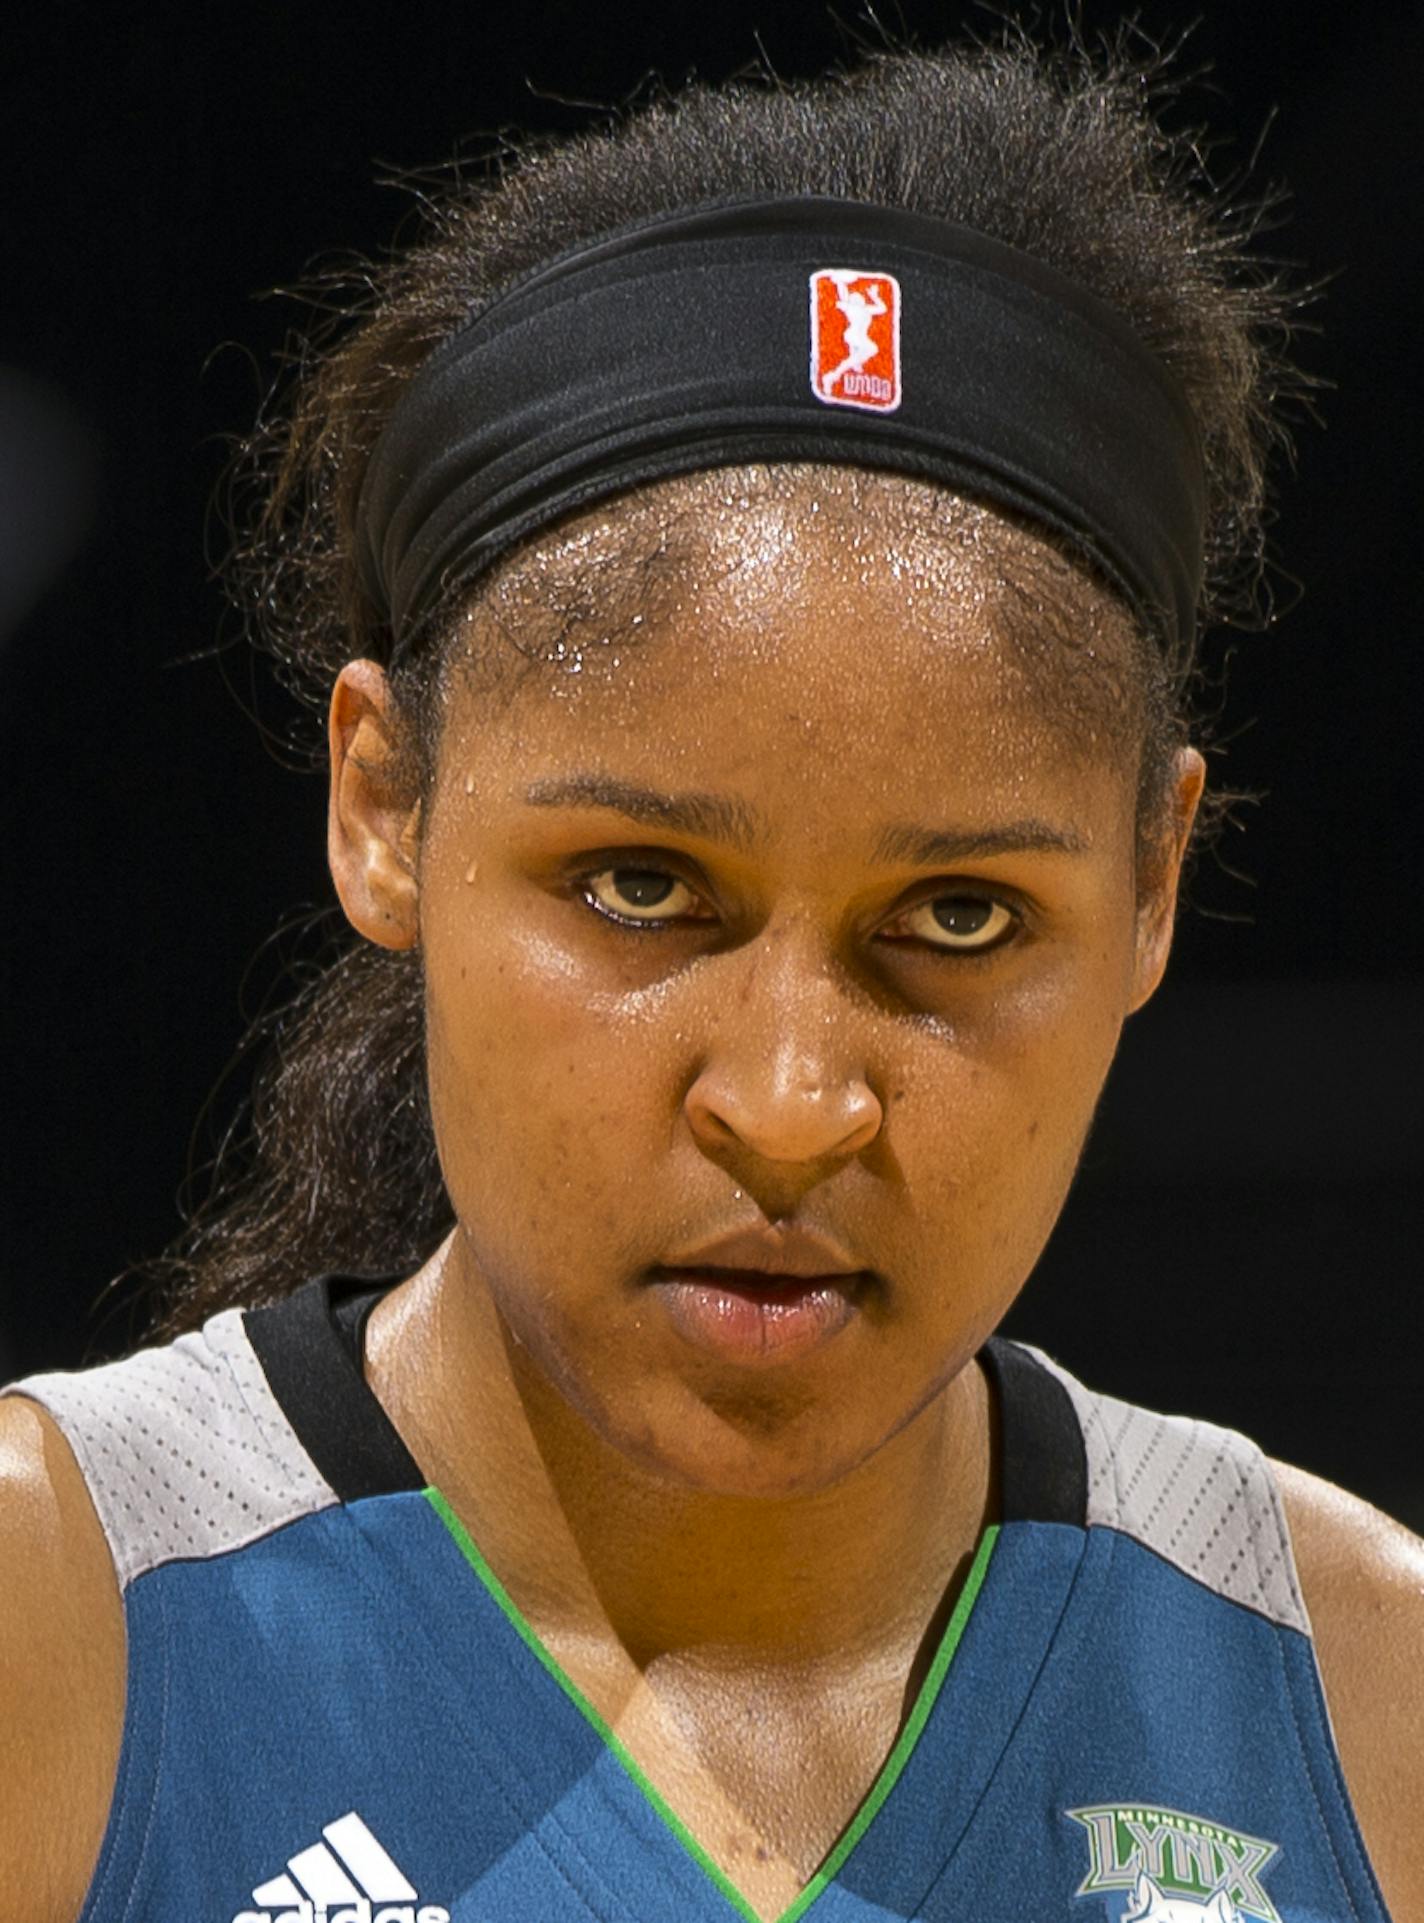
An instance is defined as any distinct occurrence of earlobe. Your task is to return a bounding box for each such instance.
[1128,745,1206,1013]
[327,659,422,952]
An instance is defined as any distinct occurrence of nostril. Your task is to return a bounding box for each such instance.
[685,1067,884,1165]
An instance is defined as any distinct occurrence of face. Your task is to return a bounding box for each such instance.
[332,466,1201,1500]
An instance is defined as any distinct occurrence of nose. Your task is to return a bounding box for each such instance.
[682,929,886,1167]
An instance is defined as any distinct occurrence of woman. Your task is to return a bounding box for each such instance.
[2,27,1419,1923]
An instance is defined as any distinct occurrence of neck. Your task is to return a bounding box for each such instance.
[366,1236,995,1674]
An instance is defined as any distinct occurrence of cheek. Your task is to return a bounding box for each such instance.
[893,948,1129,1246]
[420,904,668,1229]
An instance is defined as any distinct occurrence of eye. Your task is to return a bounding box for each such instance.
[578,864,707,927]
[888,892,1018,954]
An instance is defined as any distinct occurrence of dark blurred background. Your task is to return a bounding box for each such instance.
[3,3,1420,1523]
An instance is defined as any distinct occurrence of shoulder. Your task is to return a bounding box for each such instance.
[0,1391,125,1923]
[1274,1457,1424,1918]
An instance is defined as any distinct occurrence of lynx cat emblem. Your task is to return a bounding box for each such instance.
[1068,1804,1283,1923]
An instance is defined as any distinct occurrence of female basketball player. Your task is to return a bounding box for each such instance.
[2,26,1420,1923]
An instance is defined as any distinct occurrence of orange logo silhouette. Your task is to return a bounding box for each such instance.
[809,269,901,412]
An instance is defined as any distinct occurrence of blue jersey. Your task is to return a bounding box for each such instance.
[4,1276,1392,1923]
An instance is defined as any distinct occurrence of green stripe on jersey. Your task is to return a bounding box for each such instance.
[426,1484,998,1923]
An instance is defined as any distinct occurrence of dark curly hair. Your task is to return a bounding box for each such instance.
[134,18,1311,1341]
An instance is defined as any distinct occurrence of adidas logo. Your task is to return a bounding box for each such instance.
[231,1810,450,1923]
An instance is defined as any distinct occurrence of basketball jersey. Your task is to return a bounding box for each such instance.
[2,1275,1392,1923]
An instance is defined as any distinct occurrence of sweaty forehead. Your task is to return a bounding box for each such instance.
[448,463,1146,752]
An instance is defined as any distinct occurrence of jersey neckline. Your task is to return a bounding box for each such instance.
[242,1273,1089,1923]
[427,1478,1002,1923]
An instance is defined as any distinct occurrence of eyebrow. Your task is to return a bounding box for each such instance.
[520,773,1088,864]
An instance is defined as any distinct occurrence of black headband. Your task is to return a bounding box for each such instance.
[357,194,1206,661]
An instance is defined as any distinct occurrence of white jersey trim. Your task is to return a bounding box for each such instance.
[3,1307,336,1587]
[1026,1345,1311,1636]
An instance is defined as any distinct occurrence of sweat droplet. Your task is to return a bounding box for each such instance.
[464,772,475,795]
[464,861,478,884]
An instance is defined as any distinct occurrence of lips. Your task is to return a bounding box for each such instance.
[647,1270,861,1363]
[642,1220,874,1364]
[648,1264,869,1298]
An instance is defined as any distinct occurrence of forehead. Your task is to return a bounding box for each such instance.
[444,464,1143,774]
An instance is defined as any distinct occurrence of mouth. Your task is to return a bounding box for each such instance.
[644,1265,869,1365]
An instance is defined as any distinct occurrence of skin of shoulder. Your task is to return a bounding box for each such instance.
[0,1393,126,1923]
[1276,1457,1424,1918]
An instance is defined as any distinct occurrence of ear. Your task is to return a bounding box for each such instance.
[1128,744,1206,1015]
[327,658,422,951]
[1127,1870,1162,1919]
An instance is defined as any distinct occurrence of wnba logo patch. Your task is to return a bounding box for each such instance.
[809,268,901,412]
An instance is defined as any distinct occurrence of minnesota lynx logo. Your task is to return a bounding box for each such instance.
[808,269,901,412]
[1069,1804,1283,1923]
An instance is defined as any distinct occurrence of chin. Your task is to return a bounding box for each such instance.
[602,1389,882,1500]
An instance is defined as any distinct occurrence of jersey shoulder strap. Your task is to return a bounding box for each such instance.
[1020,1341,1310,1632]
[3,1299,338,1588]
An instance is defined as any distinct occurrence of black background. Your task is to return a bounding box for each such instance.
[3,2,1420,1523]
